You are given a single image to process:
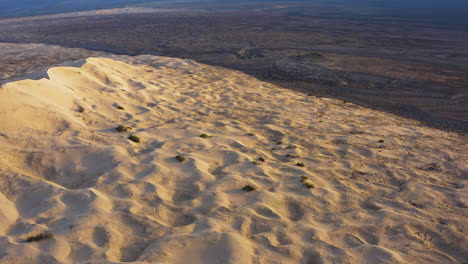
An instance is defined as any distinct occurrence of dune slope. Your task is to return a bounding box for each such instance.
[0,56,466,264]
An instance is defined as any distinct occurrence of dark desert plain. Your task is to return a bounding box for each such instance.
[0,0,468,131]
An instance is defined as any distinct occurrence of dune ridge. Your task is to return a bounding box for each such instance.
[0,56,466,263]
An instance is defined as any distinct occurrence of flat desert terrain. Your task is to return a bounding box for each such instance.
[0,56,466,263]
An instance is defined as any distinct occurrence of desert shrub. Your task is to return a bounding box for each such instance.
[176,155,186,162]
[296,162,305,167]
[242,185,256,192]
[26,233,53,243]
[116,125,132,132]
[77,106,85,113]
[128,135,141,143]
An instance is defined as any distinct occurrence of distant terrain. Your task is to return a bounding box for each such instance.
[0,1,467,131]
[0,0,160,17]
[1,0,468,27]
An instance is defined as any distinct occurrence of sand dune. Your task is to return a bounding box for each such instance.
[0,56,466,263]
[0,43,110,84]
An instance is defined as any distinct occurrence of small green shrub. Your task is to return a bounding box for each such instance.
[26,233,53,243]
[128,135,141,143]
[242,185,256,192]
[296,162,305,167]
[247,133,255,136]
[176,155,186,162]
[300,175,308,182]
[258,157,265,162]
[200,133,212,138]
[116,125,132,132]
[277,140,283,145]
[286,154,299,158]
[77,106,85,113]
[117,105,125,110]
[303,182,315,189]
[378,139,384,143]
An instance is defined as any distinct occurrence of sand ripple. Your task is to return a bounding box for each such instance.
[0,56,466,263]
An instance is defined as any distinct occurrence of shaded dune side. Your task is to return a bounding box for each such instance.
[0,56,466,264]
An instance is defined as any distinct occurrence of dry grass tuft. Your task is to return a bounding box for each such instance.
[116,125,132,132]
[242,185,256,192]
[128,135,141,143]
[25,233,53,243]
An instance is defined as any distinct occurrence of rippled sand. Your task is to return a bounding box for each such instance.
[0,56,466,263]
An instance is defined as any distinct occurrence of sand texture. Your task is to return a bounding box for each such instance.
[0,56,466,264]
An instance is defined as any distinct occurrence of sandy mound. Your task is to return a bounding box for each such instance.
[0,56,466,264]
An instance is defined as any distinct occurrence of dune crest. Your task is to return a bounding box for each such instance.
[0,56,466,263]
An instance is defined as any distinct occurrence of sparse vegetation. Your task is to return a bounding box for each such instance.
[378,139,384,143]
[116,125,132,132]
[176,155,186,162]
[300,175,314,189]
[242,185,256,192]
[128,135,140,143]
[200,133,212,138]
[247,133,255,136]
[252,161,259,165]
[258,157,265,162]
[25,232,53,243]
[117,105,125,110]
[277,140,283,145]
[77,106,85,113]
[286,145,297,149]
[296,162,305,167]
[286,154,299,158]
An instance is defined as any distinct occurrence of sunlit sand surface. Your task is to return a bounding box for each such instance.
[0,56,466,263]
